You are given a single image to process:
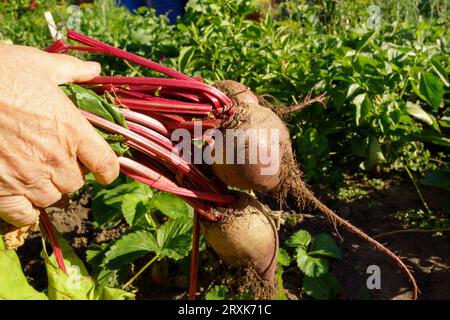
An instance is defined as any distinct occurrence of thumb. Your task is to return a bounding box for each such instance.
[0,195,40,227]
[44,52,101,85]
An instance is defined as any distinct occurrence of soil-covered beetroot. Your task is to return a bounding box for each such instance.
[214,80,259,106]
[211,80,301,202]
[200,192,278,294]
[212,80,419,299]
[211,102,290,192]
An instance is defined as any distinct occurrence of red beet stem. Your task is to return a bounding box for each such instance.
[116,97,212,115]
[39,210,67,274]
[80,110,218,192]
[119,160,234,205]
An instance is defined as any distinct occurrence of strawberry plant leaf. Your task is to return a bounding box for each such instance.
[86,243,110,266]
[104,230,159,268]
[121,194,151,226]
[296,247,329,277]
[278,248,291,267]
[303,273,341,300]
[153,192,194,219]
[285,229,311,249]
[156,217,193,260]
[92,181,153,227]
[86,243,128,287]
[95,266,129,288]
[309,234,343,259]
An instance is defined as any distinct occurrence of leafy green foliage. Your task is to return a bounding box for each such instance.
[91,178,153,227]
[0,225,48,300]
[101,216,191,265]
[0,226,132,300]
[152,192,194,219]
[309,234,343,259]
[84,175,194,287]
[1,0,447,187]
[177,0,449,186]
[395,208,450,229]
[205,285,228,300]
[63,84,130,155]
[303,273,341,300]
[283,229,342,299]
[43,232,134,300]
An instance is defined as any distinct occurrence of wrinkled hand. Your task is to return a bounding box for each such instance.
[0,45,119,227]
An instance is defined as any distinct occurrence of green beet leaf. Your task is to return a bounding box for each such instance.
[42,232,134,300]
[0,226,48,300]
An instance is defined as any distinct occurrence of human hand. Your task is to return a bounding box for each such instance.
[0,45,119,227]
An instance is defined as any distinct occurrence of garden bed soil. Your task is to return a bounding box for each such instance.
[17,177,450,300]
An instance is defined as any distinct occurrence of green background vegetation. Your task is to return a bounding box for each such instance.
[0,0,448,300]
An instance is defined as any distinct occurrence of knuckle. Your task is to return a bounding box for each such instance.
[27,187,62,208]
[93,152,119,184]
[62,176,85,194]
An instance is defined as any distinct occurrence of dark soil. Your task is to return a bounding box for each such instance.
[16,176,450,300]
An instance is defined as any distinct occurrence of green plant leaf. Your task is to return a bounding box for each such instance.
[352,93,371,126]
[178,46,195,73]
[121,194,151,226]
[285,229,312,248]
[205,285,228,300]
[43,232,134,300]
[92,181,153,227]
[153,192,193,219]
[439,116,450,128]
[411,131,450,148]
[104,218,192,268]
[278,248,291,267]
[95,266,129,288]
[309,234,342,259]
[156,217,193,260]
[362,136,385,170]
[412,72,444,110]
[420,167,450,190]
[62,83,126,126]
[296,247,329,277]
[303,273,341,300]
[104,230,159,268]
[430,57,449,87]
[406,102,433,125]
[0,226,48,300]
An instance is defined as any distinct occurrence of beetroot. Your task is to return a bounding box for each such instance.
[211,80,419,299]
[200,192,278,295]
